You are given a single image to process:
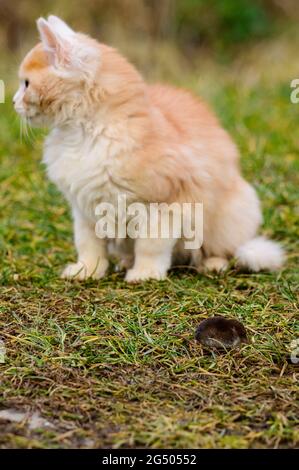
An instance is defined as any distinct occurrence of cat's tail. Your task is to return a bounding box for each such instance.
[235,236,285,272]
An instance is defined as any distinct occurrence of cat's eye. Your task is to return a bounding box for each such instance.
[24,79,29,88]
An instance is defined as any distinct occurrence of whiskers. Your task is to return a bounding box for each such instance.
[19,116,36,145]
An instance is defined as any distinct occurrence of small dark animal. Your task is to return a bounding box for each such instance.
[195,316,248,349]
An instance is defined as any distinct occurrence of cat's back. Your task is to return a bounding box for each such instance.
[148,84,218,134]
[147,83,238,160]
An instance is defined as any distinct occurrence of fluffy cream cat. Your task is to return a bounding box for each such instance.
[13,16,284,282]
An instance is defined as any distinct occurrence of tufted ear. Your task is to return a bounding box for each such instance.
[36,16,75,69]
[47,15,75,36]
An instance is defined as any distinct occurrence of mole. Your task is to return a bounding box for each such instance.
[195,316,248,350]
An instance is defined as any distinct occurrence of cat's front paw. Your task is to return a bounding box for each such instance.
[125,267,167,283]
[61,260,108,280]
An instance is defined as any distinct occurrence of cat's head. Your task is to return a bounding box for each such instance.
[13,16,102,127]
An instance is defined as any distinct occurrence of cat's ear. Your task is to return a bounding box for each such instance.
[47,16,74,36]
[36,17,75,69]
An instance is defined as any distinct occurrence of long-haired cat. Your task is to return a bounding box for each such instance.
[14,16,284,282]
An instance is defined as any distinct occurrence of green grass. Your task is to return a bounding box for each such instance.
[0,30,298,448]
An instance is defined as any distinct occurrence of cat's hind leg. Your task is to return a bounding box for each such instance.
[203,256,228,273]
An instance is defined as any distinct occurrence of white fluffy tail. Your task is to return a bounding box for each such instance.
[235,236,284,272]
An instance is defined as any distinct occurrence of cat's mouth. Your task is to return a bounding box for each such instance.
[26,108,41,119]
[15,105,40,120]
[27,111,41,120]
[14,106,27,118]
[19,108,42,124]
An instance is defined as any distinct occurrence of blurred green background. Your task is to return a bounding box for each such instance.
[1,0,299,85]
[1,0,299,51]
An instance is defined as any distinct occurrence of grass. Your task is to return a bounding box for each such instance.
[0,28,298,449]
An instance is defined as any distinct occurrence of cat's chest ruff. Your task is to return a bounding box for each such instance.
[44,125,129,217]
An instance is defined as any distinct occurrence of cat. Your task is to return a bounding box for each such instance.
[13,15,284,282]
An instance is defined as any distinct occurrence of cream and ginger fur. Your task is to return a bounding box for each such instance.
[14,16,284,282]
